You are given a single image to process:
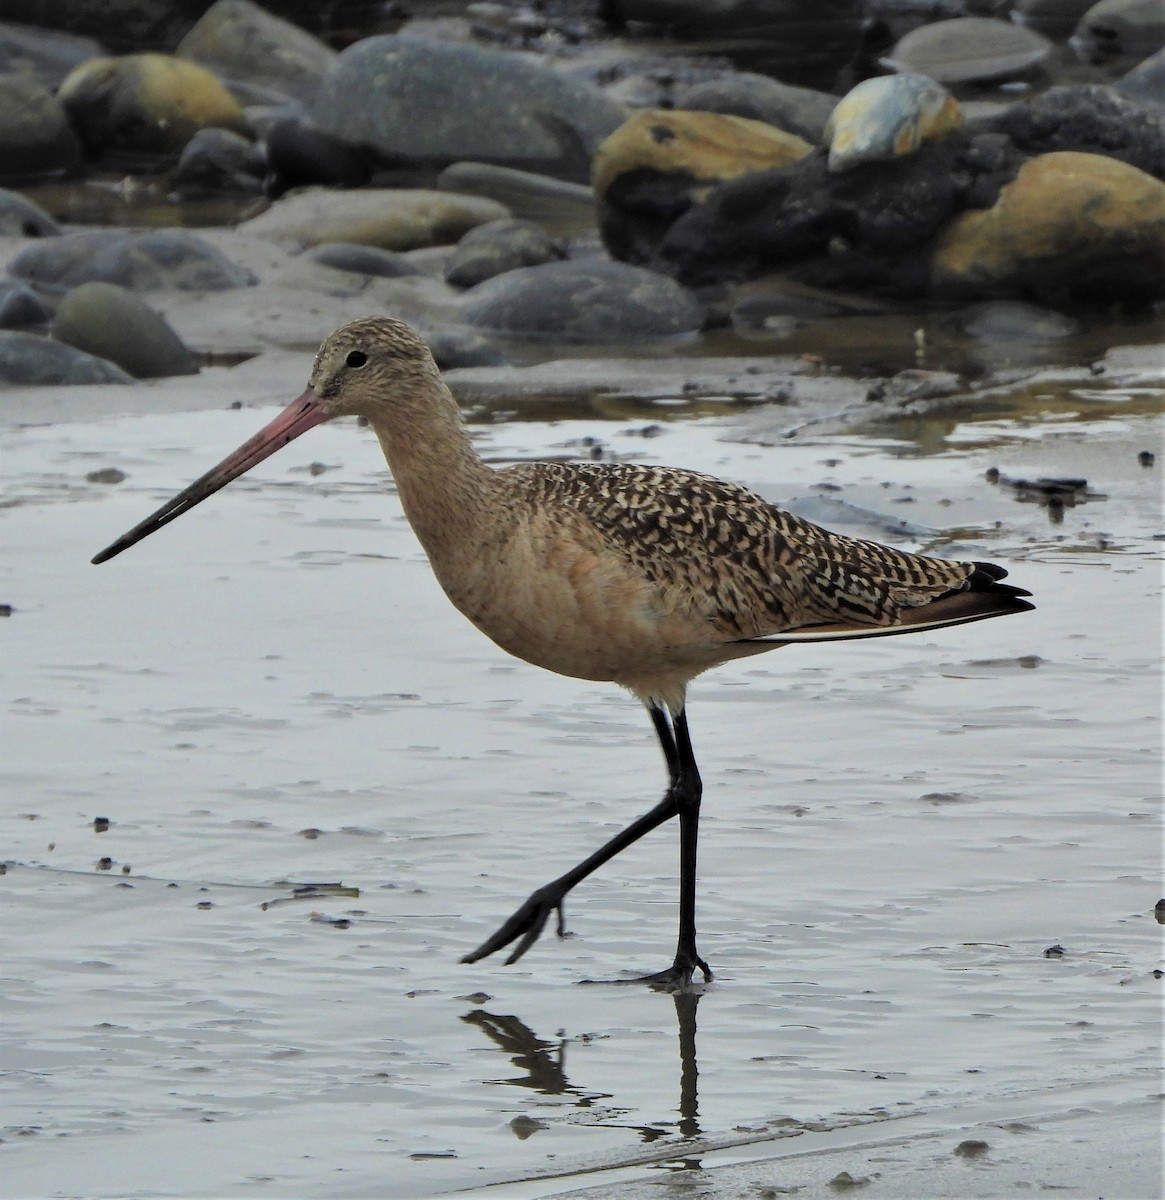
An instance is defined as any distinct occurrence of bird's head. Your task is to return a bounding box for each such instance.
[91,315,439,565]
[308,316,441,422]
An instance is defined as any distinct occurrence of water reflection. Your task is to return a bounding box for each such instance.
[464,992,704,1149]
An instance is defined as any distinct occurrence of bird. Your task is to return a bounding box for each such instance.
[93,315,1035,990]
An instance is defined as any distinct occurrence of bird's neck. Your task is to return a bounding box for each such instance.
[369,379,498,560]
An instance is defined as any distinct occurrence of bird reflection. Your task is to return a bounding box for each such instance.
[463,991,703,1145]
[461,1008,582,1098]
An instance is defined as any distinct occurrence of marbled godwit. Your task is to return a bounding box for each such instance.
[93,316,1034,989]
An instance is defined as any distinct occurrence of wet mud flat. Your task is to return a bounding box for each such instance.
[0,378,1161,1198]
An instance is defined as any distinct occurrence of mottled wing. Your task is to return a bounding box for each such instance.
[513,460,1031,643]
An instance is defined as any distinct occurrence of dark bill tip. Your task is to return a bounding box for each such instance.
[92,390,328,564]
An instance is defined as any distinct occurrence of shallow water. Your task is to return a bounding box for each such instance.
[1,392,1161,1198]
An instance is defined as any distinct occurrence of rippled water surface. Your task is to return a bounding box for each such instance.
[1,391,1160,1198]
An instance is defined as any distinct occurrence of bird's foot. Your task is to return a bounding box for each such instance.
[460,883,570,966]
[583,951,713,993]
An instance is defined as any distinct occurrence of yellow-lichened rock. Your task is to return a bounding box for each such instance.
[931,151,1165,299]
[592,108,813,200]
[59,53,245,161]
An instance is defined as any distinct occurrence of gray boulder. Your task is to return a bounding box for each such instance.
[8,229,257,294]
[0,188,60,236]
[0,330,133,385]
[0,75,82,182]
[675,74,838,144]
[0,282,53,329]
[176,0,337,104]
[311,35,626,183]
[445,219,563,289]
[461,259,703,341]
[52,282,198,378]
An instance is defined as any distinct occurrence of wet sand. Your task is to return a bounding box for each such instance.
[1,377,1161,1198]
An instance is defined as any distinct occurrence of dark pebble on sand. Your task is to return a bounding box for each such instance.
[1138,450,1155,466]
[954,1139,990,1157]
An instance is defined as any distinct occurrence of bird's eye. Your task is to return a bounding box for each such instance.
[346,350,368,369]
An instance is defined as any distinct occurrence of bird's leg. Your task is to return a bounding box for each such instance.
[632,708,713,992]
[460,704,685,969]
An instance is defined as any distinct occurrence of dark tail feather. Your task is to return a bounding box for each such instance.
[969,560,1034,600]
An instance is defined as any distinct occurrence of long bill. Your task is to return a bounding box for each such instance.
[91,389,330,565]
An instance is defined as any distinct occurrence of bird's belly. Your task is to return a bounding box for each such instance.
[433,539,709,694]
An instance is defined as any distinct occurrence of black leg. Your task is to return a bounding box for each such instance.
[633,709,712,990]
[461,704,713,989]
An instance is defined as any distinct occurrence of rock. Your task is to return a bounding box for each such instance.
[654,135,984,290]
[51,282,198,378]
[8,229,258,293]
[444,218,563,288]
[176,0,336,105]
[0,75,83,182]
[58,53,247,167]
[1013,0,1096,39]
[600,0,865,88]
[826,74,961,173]
[461,259,703,341]
[1072,0,1165,72]
[1117,47,1165,108]
[883,17,1053,84]
[0,329,133,385]
[305,243,428,278]
[426,330,508,369]
[674,73,838,144]
[981,85,1165,181]
[732,282,884,339]
[954,300,1080,342]
[594,108,813,265]
[931,151,1165,308]
[0,21,105,89]
[0,281,53,329]
[0,188,60,236]
[171,126,266,197]
[239,187,510,251]
[310,35,626,184]
[264,116,373,194]
[0,1,202,54]
[436,163,595,226]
